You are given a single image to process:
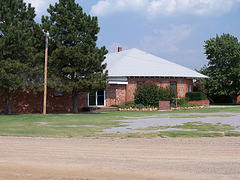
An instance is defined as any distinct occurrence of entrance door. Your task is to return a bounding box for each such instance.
[88,91,105,107]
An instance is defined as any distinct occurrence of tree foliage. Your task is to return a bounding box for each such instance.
[201,34,240,103]
[42,0,108,113]
[135,82,176,107]
[0,0,44,114]
[185,92,206,101]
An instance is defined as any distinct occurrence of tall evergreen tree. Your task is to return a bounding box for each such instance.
[42,0,108,113]
[201,34,240,104]
[0,0,44,114]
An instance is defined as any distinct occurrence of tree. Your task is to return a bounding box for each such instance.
[42,0,108,113]
[202,34,240,104]
[0,0,44,114]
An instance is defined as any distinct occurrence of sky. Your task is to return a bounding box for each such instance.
[24,0,240,70]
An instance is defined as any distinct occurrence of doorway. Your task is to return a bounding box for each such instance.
[88,90,105,107]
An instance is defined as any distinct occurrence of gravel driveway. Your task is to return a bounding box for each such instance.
[105,112,240,133]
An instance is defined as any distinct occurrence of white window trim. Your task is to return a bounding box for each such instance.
[188,85,192,92]
[108,81,128,85]
[88,91,106,107]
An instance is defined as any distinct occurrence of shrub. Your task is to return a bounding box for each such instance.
[188,103,200,107]
[172,98,201,108]
[136,103,144,109]
[176,98,189,107]
[125,101,136,108]
[159,87,177,102]
[186,92,206,101]
[135,82,177,107]
[135,82,159,107]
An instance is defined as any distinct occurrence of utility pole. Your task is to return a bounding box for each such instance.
[43,31,49,115]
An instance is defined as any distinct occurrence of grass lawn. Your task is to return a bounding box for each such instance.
[0,107,240,138]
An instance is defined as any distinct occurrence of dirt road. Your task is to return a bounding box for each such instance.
[0,137,239,180]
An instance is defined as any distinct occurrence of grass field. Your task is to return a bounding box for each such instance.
[0,107,240,138]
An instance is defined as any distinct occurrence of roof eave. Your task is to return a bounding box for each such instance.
[108,75,208,79]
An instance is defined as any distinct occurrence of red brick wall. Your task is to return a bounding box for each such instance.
[0,78,195,113]
[0,89,88,114]
[237,95,240,104]
[106,84,126,106]
[126,79,137,102]
[126,77,193,102]
[177,79,193,98]
[159,101,171,110]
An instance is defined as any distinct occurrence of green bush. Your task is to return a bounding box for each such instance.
[135,82,177,107]
[125,101,136,108]
[135,82,159,107]
[172,98,201,108]
[159,87,177,102]
[188,103,200,107]
[176,98,189,107]
[136,103,144,109]
[186,92,206,101]
[111,105,120,108]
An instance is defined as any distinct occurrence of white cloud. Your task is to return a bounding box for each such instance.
[91,0,240,17]
[91,0,148,16]
[24,0,58,15]
[147,0,177,16]
[140,24,193,53]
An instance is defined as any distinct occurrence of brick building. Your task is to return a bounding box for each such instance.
[0,48,208,114]
[102,48,207,107]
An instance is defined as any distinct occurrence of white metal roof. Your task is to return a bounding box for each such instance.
[104,48,207,78]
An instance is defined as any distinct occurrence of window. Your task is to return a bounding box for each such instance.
[54,90,64,97]
[97,90,105,106]
[188,85,192,92]
[88,90,105,107]
[170,81,177,92]
[163,80,168,88]
[89,92,96,106]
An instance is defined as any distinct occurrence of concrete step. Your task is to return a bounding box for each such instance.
[87,107,119,113]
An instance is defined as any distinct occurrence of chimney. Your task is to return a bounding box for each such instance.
[118,47,122,52]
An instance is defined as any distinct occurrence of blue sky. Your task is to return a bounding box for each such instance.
[24,0,240,70]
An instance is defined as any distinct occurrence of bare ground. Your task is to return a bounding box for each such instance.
[0,137,240,180]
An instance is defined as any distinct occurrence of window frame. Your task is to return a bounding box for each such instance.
[88,91,106,107]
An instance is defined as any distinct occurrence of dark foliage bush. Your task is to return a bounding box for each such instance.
[135,82,177,107]
[210,95,233,104]
[111,105,120,108]
[135,82,159,107]
[136,103,144,109]
[186,92,207,101]
[175,98,189,107]
[124,101,136,108]
[159,87,177,102]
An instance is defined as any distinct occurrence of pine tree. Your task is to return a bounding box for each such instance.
[0,0,44,114]
[42,0,108,113]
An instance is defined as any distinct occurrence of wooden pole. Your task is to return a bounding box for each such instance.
[43,32,49,115]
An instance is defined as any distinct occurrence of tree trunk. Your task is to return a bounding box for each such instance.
[5,90,12,115]
[72,90,78,114]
